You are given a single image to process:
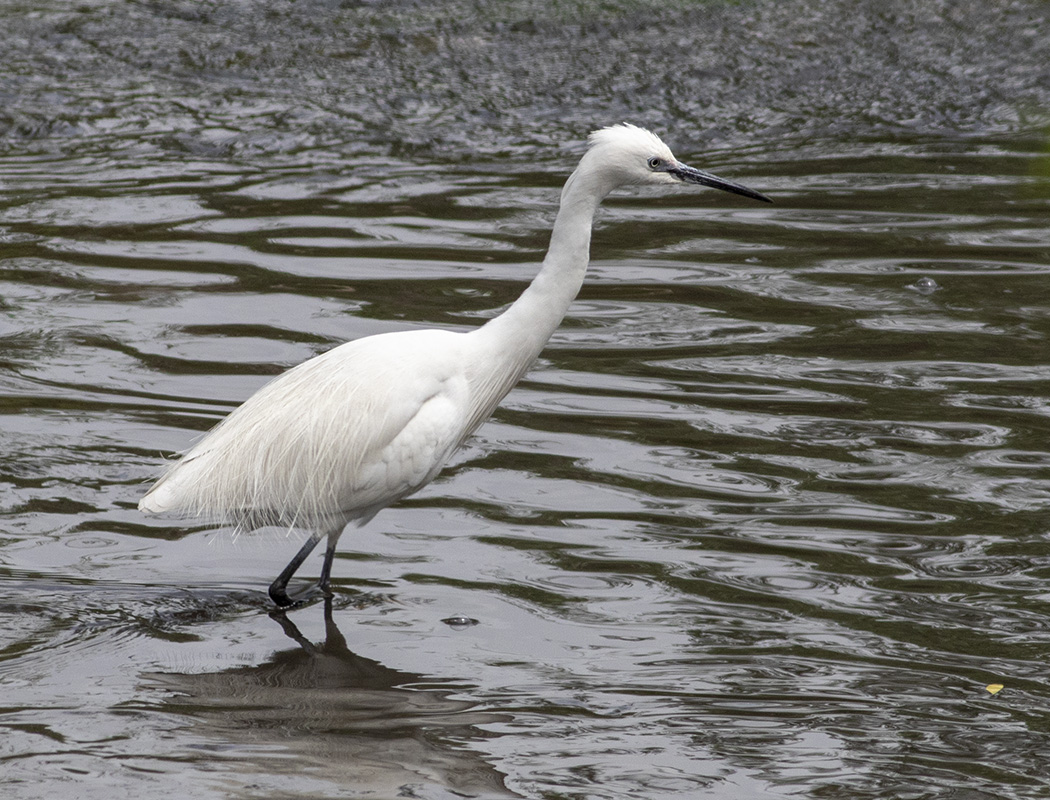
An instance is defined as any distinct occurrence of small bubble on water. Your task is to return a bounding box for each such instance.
[441,614,479,630]
[912,276,939,294]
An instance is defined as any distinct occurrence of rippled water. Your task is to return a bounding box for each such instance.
[3,1,1050,798]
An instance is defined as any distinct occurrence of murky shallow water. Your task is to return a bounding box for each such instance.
[3,1,1050,798]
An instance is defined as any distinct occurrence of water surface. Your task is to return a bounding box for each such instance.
[2,1,1050,798]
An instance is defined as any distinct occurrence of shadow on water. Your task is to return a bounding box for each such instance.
[0,582,517,799]
[145,598,517,799]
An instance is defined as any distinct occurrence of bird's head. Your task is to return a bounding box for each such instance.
[576,123,771,204]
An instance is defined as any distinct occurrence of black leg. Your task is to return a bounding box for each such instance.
[268,531,323,607]
[317,536,338,596]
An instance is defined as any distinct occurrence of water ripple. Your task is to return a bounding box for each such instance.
[2,2,1050,798]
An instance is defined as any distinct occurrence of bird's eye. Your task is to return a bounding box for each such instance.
[647,157,663,170]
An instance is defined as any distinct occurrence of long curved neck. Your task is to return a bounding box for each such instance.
[480,165,608,361]
[459,163,612,430]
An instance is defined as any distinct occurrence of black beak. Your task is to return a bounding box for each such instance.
[668,163,772,204]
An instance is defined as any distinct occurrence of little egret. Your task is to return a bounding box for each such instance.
[139,124,771,606]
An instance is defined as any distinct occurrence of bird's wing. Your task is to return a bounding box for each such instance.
[139,329,471,528]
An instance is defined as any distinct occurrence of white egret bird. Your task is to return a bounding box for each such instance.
[139,124,771,606]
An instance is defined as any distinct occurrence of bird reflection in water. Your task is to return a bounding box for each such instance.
[148,598,517,798]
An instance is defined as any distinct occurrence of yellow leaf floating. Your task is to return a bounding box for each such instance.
[986,684,1004,695]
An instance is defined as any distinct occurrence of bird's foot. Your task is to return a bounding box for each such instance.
[268,579,331,609]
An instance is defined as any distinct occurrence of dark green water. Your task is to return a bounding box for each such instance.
[2,1,1050,798]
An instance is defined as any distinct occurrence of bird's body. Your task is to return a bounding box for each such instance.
[139,124,770,606]
[141,329,473,530]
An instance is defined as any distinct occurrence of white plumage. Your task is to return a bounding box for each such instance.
[139,124,771,606]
